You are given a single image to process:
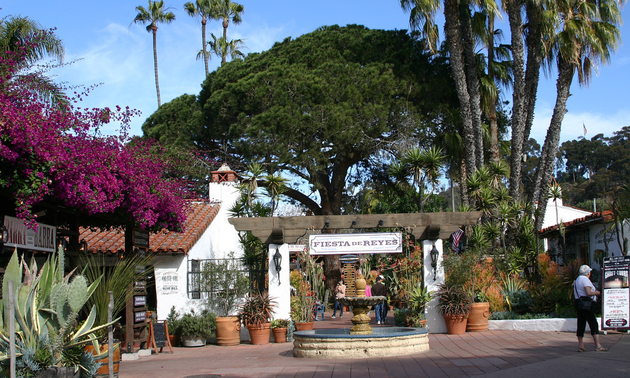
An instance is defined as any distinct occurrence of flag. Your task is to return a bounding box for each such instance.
[451,228,464,253]
[583,123,587,136]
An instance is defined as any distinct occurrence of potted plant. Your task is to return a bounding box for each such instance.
[290,271,316,330]
[201,252,250,346]
[0,248,115,377]
[239,293,277,345]
[271,319,290,343]
[407,286,434,327]
[165,306,181,347]
[179,309,216,347]
[436,283,472,334]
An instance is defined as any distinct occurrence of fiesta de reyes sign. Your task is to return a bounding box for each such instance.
[308,232,402,255]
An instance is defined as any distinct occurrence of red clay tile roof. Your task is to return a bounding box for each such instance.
[539,210,614,235]
[80,201,220,255]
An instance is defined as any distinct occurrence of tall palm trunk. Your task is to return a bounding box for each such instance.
[487,14,500,165]
[460,7,485,168]
[506,0,527,202]
[202,16,209,76]
[533,58,574,231]
[152,26,161,107]
[522,2,544,150]
[444,0,476,180]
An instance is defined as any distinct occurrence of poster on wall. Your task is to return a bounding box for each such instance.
[601,256,630,330]
[155,270,179,296]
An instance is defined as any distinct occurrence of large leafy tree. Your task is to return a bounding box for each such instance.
[195,25,457,216]
[133,0,176,107]
[184,0,214,77]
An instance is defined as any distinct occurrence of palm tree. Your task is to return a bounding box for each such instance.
[533,0,622,231]
[133,0,176,107]
[210,0,244,42]
[184,0,213,76]
[208,33,245,65]
[0,16,66,104]
[401,146,445,213]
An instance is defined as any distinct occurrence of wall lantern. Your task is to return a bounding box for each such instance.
[79,239,88,253]
[273,247,282,286]
[430,244,439,280]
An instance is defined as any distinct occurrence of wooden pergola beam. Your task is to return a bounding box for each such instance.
[229,212,482,244]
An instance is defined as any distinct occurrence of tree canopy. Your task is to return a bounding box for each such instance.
[190,24,459,215]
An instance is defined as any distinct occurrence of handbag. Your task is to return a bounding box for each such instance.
[578,296,593,311]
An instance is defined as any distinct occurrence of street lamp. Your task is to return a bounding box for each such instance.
[273,247,282,286]
[430,244,439,280]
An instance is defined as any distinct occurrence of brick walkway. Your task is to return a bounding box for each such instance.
[118,313,629,378]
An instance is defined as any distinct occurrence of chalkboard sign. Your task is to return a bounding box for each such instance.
[148,321,173,354]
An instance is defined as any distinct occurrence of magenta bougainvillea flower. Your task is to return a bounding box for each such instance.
[0,35,191,231]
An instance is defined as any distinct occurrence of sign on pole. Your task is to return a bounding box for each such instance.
[308,232,402,255]
[601,256,630,330]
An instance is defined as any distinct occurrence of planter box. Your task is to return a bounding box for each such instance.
[489,317,601,332]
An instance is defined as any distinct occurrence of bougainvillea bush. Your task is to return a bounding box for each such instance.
[0,36,191,231]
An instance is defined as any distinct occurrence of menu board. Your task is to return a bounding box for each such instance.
[601,256,630,330]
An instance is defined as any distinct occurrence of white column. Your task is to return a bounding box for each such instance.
[268,244,291,320]
[423,239,446,333]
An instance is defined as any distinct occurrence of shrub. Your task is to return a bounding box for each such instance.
[179,310,216,339]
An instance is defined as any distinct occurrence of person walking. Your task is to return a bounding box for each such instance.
[372,275,388,324]
[332,279,346,318]
[574,265,607,352]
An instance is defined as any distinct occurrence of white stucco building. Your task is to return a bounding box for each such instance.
[539,209,629,269]
[81,164,244,321]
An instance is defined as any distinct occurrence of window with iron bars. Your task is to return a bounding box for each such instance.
[187,257,249,299]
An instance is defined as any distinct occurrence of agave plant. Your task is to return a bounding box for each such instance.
[0,246,116,376]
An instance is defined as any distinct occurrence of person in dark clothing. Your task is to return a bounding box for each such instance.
[371,275,388,324]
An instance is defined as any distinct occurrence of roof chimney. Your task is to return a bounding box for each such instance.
[211,163,238,183]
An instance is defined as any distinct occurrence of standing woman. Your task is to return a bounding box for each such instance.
[574,265,607,352]
[332,279,346,318]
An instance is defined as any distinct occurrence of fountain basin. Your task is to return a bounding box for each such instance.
[293,327,429,358]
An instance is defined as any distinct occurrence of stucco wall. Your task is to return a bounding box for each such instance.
[154,181,243,320]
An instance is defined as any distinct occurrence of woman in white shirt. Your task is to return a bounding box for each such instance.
[574,265,606,352]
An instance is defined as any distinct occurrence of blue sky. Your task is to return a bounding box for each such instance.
[3,0,629,145]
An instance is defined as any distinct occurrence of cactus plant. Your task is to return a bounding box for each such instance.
[0,246,116,376]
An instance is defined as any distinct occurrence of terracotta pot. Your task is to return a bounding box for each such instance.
[443,314,468,334]
[216,316,241,346]
[294,321,314,331]
[272,327,288,343]
[85,342,120,378]
[168,334,178,347]
[247,323,271,345]
[466,302,490,332]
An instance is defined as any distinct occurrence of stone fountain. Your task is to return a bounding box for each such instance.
[293,274,429,358]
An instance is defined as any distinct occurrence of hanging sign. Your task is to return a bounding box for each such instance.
[309,232,402,255]
[601,256,630,330]
[3,215,56,252]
